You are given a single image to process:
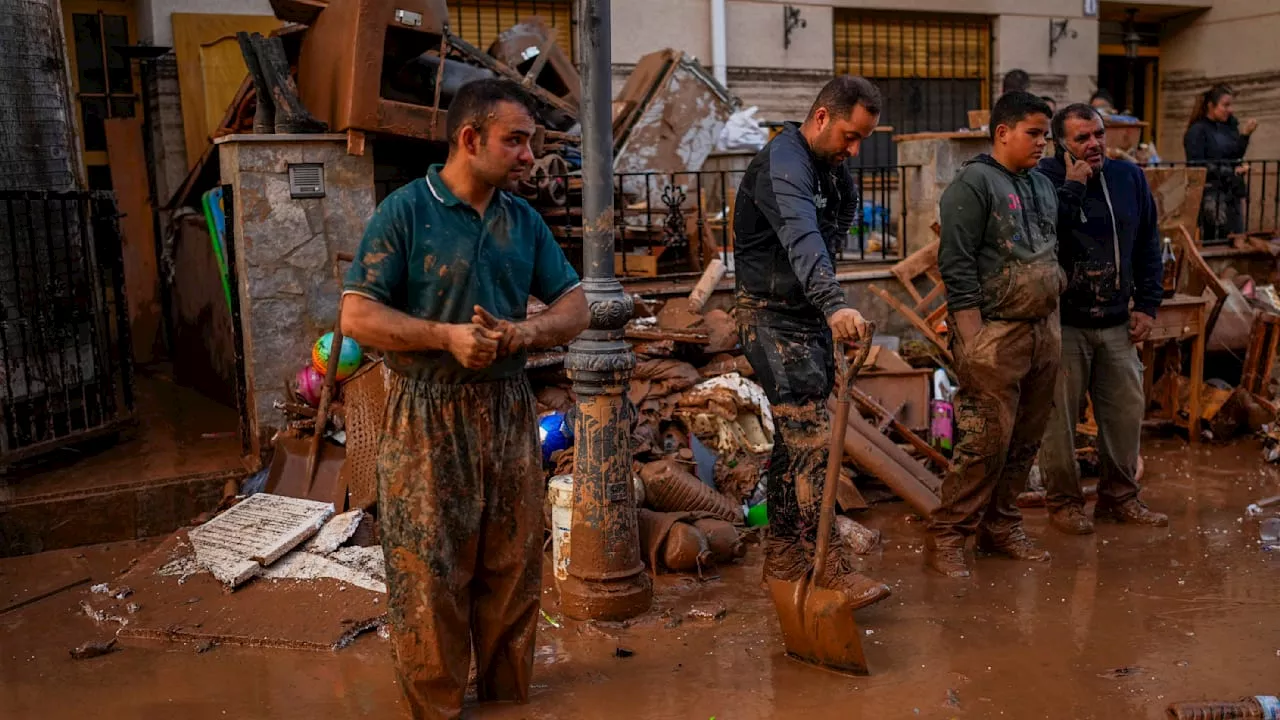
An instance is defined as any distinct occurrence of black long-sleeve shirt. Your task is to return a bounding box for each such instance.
[1184,116,1250,191]
[732,123,855,329]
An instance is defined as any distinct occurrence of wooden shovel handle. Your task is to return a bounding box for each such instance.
[813,323,875,582]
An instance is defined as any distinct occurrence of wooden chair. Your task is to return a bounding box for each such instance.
[868,222,953,364]
[1171,223,1230,337]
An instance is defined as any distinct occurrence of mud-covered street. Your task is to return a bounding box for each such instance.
[3,437,1277,720]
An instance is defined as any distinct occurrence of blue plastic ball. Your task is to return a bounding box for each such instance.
[538,412,573,467]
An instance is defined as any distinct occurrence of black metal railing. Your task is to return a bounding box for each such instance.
[534,166,918,278]
[0,191,134,465]
[1145,159,1280,244]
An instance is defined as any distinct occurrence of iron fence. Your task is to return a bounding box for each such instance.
[1146,159,1280,244]
[0,191,134,466]
[536,166,918,279]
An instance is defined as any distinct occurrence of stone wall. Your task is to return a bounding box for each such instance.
[895,133,993,254]
[217,134,375,455]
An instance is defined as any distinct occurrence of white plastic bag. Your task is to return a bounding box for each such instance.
[715,106,768,152]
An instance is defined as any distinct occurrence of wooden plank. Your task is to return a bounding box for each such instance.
[105,117,162,364]
[850,385,953,473]
[867,283,953,365]
[173,13,283,169]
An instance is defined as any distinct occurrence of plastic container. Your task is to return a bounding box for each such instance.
[1167,696,1280,719]
[548,475,574,583]
[746,502,768,527]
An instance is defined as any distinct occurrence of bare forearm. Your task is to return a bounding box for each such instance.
[519,288,589,350]
[340,294,453,352]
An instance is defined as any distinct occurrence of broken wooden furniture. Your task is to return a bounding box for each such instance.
[1240,311,1280,401]
[1144,166,1206,245]
[296,0,452,141]
[867,235,953,365]
[1140,293,1211,442]
[487,18,580,109]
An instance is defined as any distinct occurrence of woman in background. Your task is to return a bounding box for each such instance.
[1184,84,1259,240]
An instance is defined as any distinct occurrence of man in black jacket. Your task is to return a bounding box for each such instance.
[734,76,890,609]
[1035,103,1168,535]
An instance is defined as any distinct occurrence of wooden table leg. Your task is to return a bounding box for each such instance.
[1188,307,1206,443]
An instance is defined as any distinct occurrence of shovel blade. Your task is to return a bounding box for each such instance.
[766,575,869,675]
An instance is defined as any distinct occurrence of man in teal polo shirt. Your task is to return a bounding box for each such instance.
[341,79,588,720]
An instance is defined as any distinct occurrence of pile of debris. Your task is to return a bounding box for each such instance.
[527,262,950,577]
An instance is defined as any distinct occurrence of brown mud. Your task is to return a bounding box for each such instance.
[3,437,1280,719]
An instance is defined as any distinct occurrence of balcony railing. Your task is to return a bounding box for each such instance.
[1146,159,1280,245]
[535,165,920,279]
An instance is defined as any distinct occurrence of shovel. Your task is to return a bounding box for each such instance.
[766,323,875,675]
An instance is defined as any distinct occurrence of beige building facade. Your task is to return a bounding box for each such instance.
[608,0,1279,162]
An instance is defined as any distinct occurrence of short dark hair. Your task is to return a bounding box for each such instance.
[445,79,538,147]
[990,91,1053,140]
[1089,89,1115,106]
[1052,103,1103,143]
[807,76,882,121]
[1002,69,1031,94]
[1040,95,1056,107]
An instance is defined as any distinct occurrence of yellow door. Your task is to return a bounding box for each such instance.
[61,0,140,190]
[172,14,282,169]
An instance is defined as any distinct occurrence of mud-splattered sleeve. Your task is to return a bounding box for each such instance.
[937,179,987,312]
[757,142,850,319]
[343,196,409,306]
[529,216,580,305]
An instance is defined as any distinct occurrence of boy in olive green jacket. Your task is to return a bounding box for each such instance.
[927,92,1069,578]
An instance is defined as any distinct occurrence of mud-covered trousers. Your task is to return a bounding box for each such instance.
[929,316,1061,543]
[377,374,543,720]
[739,320,855,584]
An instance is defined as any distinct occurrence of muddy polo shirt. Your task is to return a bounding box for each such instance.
[343,165,580,384]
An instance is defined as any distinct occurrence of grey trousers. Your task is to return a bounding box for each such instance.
[1039,323,1145,511]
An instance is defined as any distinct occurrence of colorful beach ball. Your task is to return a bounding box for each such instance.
[312,333,363,382]
[295,365,325,406]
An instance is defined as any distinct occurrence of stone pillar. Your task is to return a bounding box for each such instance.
[217,134,375,458]
[895,133,992,250]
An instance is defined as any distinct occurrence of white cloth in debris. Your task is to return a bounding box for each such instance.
[682,372,773,434]
[716,106,768,152]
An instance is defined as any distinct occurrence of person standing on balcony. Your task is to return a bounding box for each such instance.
[927,92,1062,578]
[1035,103,1168,535]
[1184,84,1259,241]
[733,76,892,610]
[340,79,588,720]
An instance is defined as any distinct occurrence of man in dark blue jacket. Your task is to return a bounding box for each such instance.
[733,76,890,609]
[1035,103,1168,535]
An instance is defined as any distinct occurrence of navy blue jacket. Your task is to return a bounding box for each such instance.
[733,123,856,329]
[1035,156,1163,328]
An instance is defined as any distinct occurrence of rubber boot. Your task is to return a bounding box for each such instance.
[236,32,274,134]
[248,33,327,134]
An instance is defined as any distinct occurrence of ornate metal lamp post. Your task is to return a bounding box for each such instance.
[560,0,653,620]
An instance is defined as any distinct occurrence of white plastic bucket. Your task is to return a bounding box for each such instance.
[548,474,574,583]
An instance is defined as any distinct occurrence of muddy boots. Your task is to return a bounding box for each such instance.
[1095,498,1169,526]
[237,32,274,134]
[1050,504,1095,535]
[977,525,1051,562]
[237,32,327,135]
[925,536,970,579]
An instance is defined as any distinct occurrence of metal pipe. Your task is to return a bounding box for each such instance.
[711,0,727,87]
[561,0,653,622]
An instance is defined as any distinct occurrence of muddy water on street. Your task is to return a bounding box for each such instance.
[3,437,1279,719]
